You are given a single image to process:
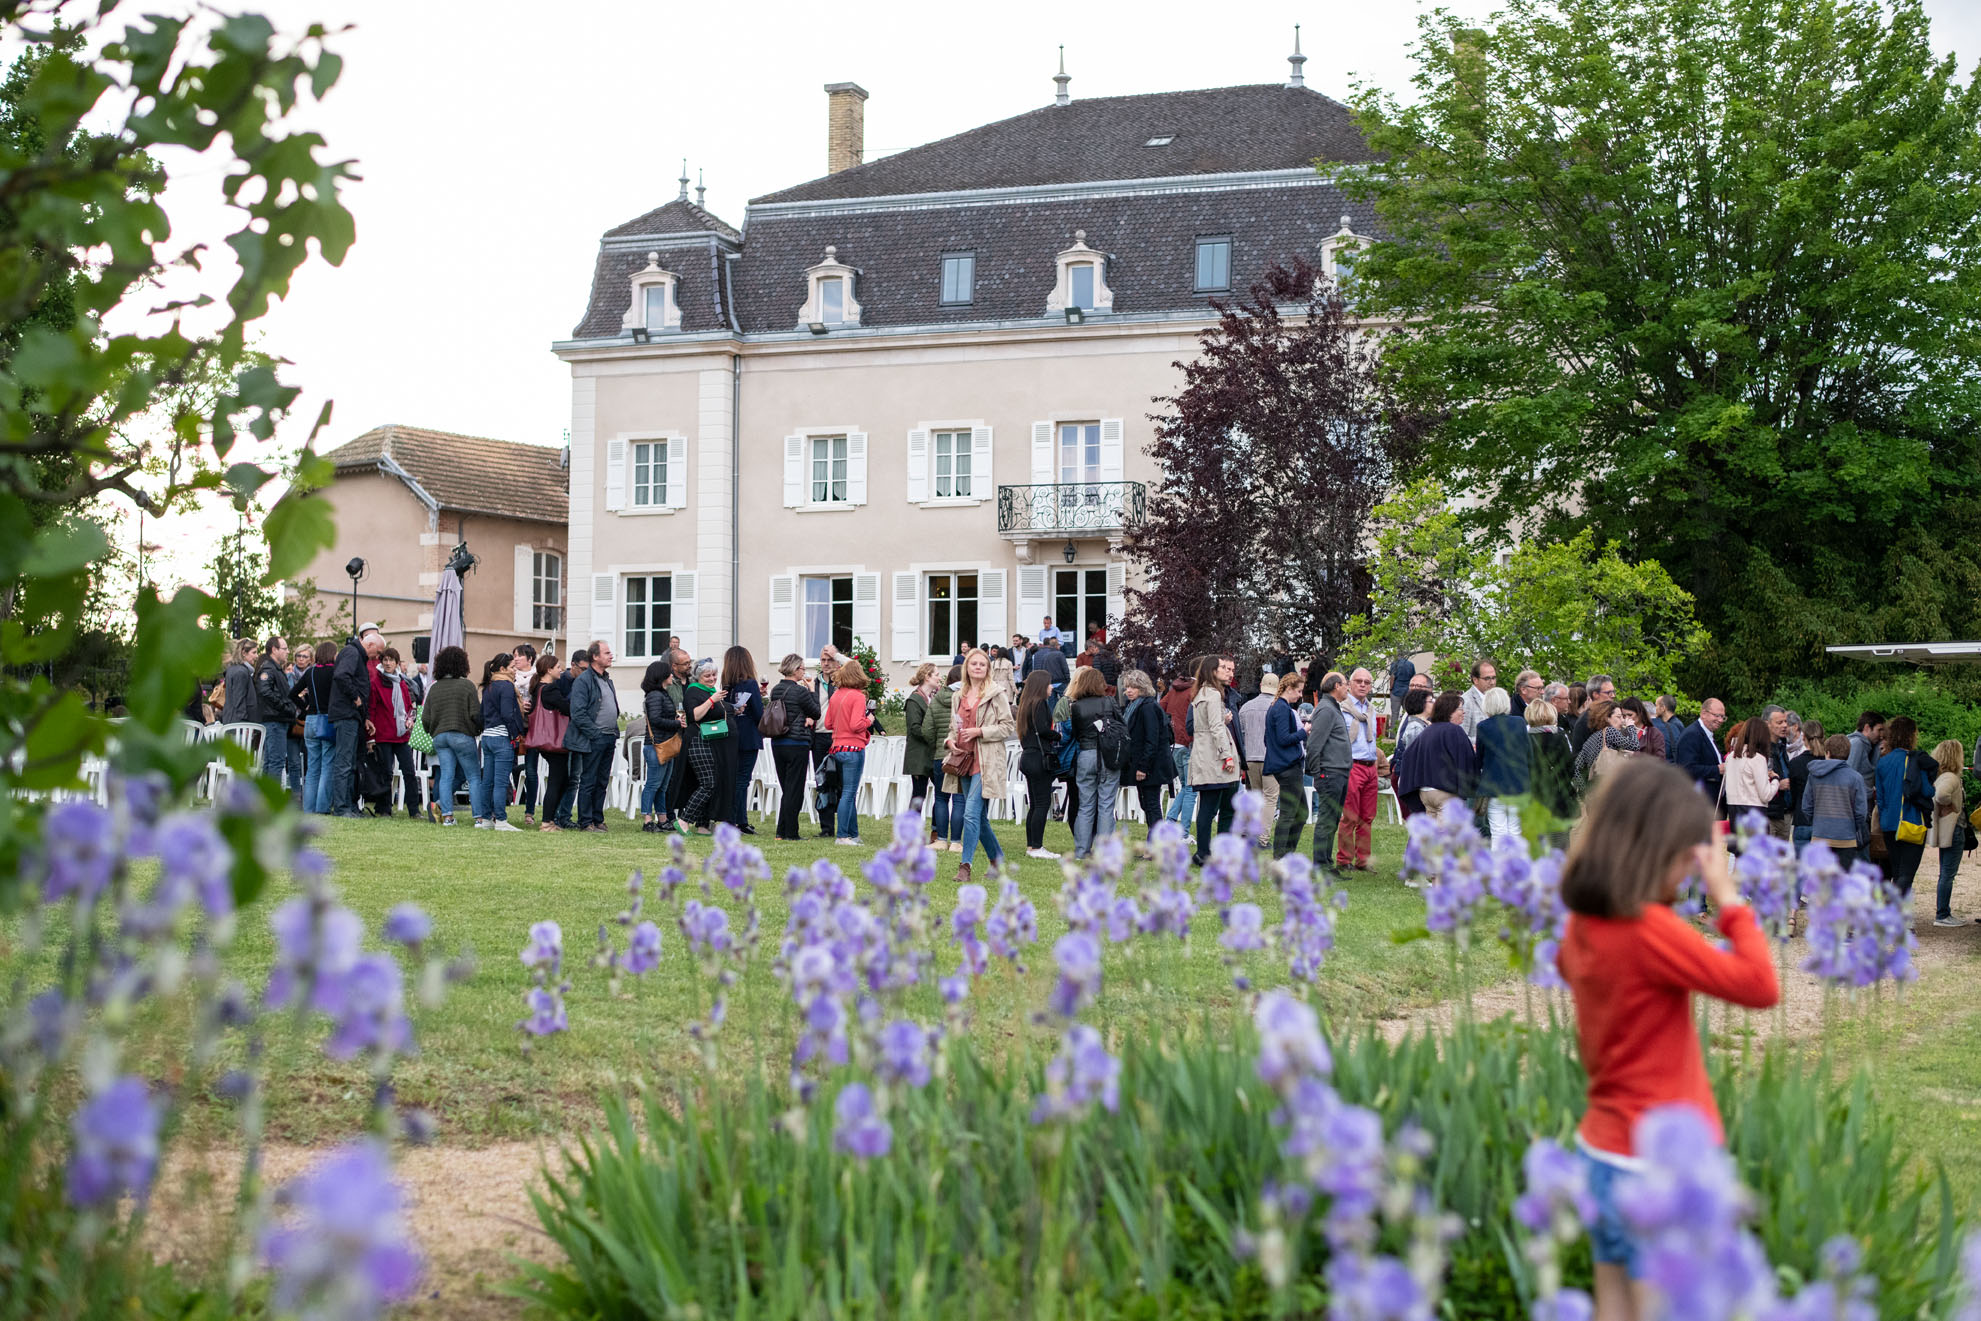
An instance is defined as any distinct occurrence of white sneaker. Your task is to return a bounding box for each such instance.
[1027,847,1060,860]
[473,820,491,830]
[491,820,522,832]
[1934,916,1965,928]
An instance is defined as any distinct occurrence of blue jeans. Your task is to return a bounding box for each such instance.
[1583,1152,1643,1278]
[261,723,293,795]
[1073,748,1118,857]
[432,732,477,821]
[930,789,965,842]
[956,772,1004,869]
[476,734,516,822]
[834,748,865,838]
[303,734,335,813]
[1165,745,1197,823]
[640,740,673,817]
[329,718,363,815]
[1938,846,1964,921]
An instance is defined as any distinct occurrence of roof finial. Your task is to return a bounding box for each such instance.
[695,168,706,208]
[1053,45,1071,107]
[1287,25,1307,89]
[677,158,689,202]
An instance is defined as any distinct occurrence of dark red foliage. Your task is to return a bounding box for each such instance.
[1121,261,1411,674]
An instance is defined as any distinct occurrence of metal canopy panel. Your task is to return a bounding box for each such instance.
[1825,642,1981,664]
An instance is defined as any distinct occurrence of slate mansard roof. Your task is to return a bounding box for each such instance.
[568,83,1376,341]
[751,83,1376,204]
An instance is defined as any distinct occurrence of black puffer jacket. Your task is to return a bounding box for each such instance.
[644,687,682,743]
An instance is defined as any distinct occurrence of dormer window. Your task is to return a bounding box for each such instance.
[1046,230,1115,317]
[1321,215,1372,290]
[798,245,863,329]
[1194,236,1231,292]
[622,252,681,334]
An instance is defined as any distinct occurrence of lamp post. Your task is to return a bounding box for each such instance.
[344,557,366,638]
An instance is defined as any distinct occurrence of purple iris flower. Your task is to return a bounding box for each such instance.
[153,812,235,917]
[833,1083,892,1159]
[41,800,118,907]
[322,953,413,1061]
[265,897,365,1015]
[1220,902,1268,952]
[1254,990,1330,1095]
[877,1019,932,1088]
[520,920,563,972]
[66,1075,160,1209]
[260,1140,422,1318]
[623,920,662,975]
[1032,1023,1121,1123]
[521,986,567,1037]
[1047,930,1102,1020]
[381,903,432,946]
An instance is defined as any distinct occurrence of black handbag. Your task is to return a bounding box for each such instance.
[356,744,391,799]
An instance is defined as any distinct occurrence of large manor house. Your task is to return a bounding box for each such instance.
[310,44,1378,695]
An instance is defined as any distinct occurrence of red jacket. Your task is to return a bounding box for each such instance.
[367,662,416,744]
[1559,902,1778,1156]
[1159,679,1195,745]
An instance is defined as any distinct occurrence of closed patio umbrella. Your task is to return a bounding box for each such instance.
[431,566,464,658]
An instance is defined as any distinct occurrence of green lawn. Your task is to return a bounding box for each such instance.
[134,807,1457,1144]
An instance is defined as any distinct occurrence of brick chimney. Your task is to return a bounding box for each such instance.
[824,82,868,174]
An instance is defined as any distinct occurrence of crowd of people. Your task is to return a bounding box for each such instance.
[188,626,1974,923]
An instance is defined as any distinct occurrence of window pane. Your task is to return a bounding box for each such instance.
[1196,238,1230,290]
[941,254,974,304]
[1054,569,1079,635]
[928,575,952,657]
[959,596,978,651]
[812,438,829,502]
[954,443,971,498]
[934,434,952,497]
[625,577,647,657]
[830,577,853,655]
[821,277,843,323]
[645,284,667,328]
[804,578,832,655]
[1070,263,1094,309]
[633,444,650,505]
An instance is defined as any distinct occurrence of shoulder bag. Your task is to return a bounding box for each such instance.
[304,670,333,741]
[524,694,569,754]
[758,694,789,739]
[408,701,434,756]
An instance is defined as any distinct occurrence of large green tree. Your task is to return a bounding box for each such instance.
[1345,0,1981,706]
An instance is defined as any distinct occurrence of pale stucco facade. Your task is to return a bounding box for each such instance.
[561,319,1204,701]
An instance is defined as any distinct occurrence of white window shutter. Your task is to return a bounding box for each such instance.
[971,425,993,501]
[846,431,868,506]
[513,545,535,634]
[852,572,881,650]
[1017,565,1048,639]
[1030,421,1053,485]
[1106,561,1126,631]
[890,571,920,661]
[906,429,928,504]
[665,436,687,508]
[767,574,796,661]
[1099,418,1125,482]
[672,571,698,658]
[784,435,805,507]
[604,437,627,512]
[590,573,616,640]
[979,569,1007,646]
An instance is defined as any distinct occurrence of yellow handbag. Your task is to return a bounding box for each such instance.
[1895,816,1928,846]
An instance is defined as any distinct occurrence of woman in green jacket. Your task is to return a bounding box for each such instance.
[902,663,940,812]
[919,665,963,848]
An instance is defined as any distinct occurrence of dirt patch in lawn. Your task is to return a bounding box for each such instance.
[149,1138,568,1320]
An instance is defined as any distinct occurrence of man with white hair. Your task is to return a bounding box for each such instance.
[1335,667,1385,872]
[327,624,384,818]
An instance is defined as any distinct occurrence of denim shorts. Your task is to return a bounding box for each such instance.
[1582,1150,1642,1278]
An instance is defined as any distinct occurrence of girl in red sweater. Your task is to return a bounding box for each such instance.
[1557,758,1779,1321]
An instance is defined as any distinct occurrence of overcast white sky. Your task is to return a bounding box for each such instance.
[33,0,1981,579]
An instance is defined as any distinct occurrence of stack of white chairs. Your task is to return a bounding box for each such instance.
[853,736,902,818]
[749,752,781,821]
[613,735,644,816]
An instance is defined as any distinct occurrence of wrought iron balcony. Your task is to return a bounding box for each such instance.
[996,482,1147,537]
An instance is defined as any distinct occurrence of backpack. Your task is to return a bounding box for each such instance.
[1096,710,1127,774]
[1056,716,1078,775]
[758,696,789,739]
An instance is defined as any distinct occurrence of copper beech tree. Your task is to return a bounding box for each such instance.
[1121,260,1418,676]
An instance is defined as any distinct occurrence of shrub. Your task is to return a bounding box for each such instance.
[517,1020,1959,1320]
